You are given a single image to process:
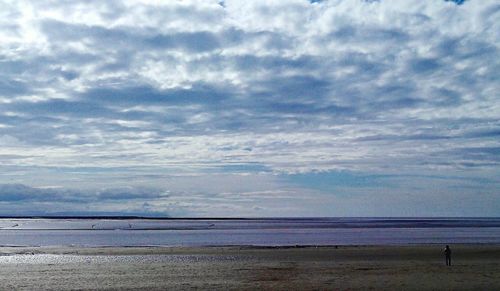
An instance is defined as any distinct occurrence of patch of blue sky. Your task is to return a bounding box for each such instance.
[283,171,390,194]
[445,0,467,5]
[213,163,272,174]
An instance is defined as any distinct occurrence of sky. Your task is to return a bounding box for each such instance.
[0,0,498,217]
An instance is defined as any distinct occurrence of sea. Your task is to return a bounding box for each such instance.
[0,217,499,247]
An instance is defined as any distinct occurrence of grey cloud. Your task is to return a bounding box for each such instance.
[448,147,500,162]
[41,20,222,53]
[8,99,111,117]
[409,58,441,74]
[146,31,220,52]
[430,88,462,107]
[231,54,321,73]
[0,184,85,202]
[0,79,31,96]
[331,25,409,43]
[80,84,230,107]
[464,128,500,139]
[0,184,168,203]
[96,188,168,201]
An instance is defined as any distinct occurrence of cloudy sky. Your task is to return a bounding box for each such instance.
[0,0,498,217]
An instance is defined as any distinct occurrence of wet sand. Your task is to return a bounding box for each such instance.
[1,245,499,290]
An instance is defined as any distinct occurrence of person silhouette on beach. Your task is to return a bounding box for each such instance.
[444,245,452,266]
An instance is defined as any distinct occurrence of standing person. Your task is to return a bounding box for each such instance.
[444,245,452,266]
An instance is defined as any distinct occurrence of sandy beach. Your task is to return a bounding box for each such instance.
[0,245,499,290]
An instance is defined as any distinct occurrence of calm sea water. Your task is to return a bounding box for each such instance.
[0,218,499,247]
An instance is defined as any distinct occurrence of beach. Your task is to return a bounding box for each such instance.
[1,245,499,290]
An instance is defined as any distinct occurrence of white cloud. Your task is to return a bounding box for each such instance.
[0,0,498,215]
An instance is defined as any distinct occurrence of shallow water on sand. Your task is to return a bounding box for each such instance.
[0,254,243,264]
[0,218,499,247]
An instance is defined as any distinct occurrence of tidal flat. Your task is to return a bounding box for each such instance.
[1,245,499,290]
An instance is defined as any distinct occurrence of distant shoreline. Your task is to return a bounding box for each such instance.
[1,216,499,220]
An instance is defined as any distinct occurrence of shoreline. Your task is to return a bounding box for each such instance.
[1,243,500,255]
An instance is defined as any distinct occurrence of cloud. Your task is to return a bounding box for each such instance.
[0,0,498,216]
[0,184,167,203]
[0,184,174,216]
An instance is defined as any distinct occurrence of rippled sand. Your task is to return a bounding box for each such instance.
[1,245,499,290]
